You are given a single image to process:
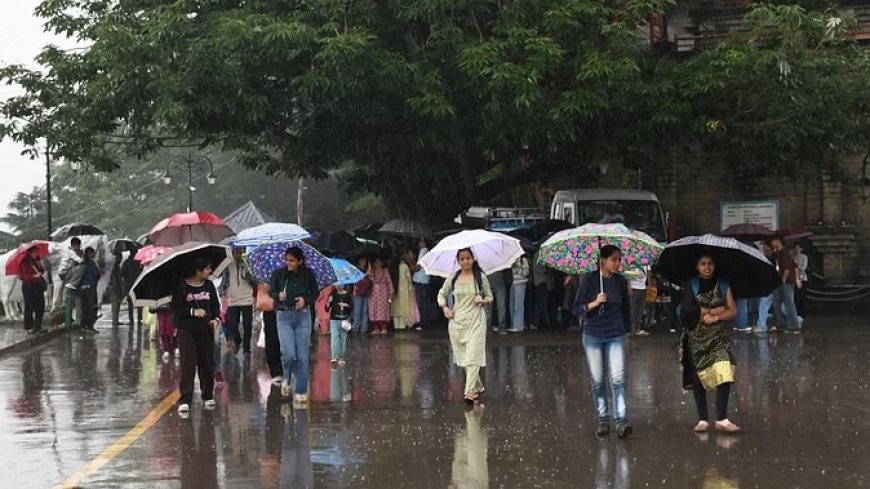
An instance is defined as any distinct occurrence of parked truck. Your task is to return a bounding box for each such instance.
[550,188,668,242]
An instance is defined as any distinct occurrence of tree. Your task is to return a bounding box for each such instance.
[1,187,48,242]
[1,1,868,228]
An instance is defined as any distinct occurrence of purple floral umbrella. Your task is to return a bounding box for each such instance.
[246,241,337,289]
[537,223,664,291]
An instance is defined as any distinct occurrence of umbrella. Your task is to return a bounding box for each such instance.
[129,242,232,307]
[134,245,172,265]
[4,241,50,277]
[109,238,141,255]
[329,258,366,285]
[50,223,104,241]
[313,231,359,257]
[246,242,337,289]
[657,234,780,299]
[778,226,813,241]
[720,223,776,242]
[537,223,663,292]
[229,222,311,248]
[420,229,524,278]
[148,211,235,246]
[354,223,383,242]
[379,219,427,238]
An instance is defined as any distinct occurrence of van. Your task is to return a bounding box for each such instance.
[550,189,667,242]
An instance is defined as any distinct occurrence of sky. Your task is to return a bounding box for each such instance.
[0,1,78,225]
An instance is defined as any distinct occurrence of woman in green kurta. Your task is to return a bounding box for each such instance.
[438,248,493,403]
[679,253,741,433]
[392,249,418,330]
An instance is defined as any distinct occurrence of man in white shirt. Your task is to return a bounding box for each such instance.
[412,238,431,329]
[628,268,649,336]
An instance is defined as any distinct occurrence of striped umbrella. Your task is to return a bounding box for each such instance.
[229,223,311,248]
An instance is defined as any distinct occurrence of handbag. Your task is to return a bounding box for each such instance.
[256,282,275,312]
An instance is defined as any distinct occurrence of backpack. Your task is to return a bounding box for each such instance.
[676,277,730,321]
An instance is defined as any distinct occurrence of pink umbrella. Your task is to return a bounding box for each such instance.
[134,245,171,265]
[147,211,235,246]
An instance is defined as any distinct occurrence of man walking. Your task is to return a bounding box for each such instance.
[78,247,101,333]
[121,253,144,326]
[58,237,84,329]
[224,247,256,354]
[770,237,802,333]
[629,268,649,336]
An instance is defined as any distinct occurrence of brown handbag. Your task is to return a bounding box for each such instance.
[256,282,275,312]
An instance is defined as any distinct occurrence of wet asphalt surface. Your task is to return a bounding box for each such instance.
[1,316,869,488]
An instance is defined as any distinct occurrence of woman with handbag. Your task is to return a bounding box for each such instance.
[20,246,47,334]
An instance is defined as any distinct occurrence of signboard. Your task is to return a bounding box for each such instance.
[719,200,780,231]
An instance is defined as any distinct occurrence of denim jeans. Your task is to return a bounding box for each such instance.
[735,299,749,329]
[329,319,348,360]
[414,283,429,323]
[772,283,800,330]
[509,283,527,331]
[487,280,508,330]
[352,296,369,332]
[276,309,312,394]
[582,334,628,423]
[756,294,774,331]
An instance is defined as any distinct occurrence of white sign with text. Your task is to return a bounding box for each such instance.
[719,200,780,231]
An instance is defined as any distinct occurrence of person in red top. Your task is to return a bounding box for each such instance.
[20,246,47,334]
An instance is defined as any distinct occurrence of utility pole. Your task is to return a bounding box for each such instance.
[296,177,305,226]
[45,145,53,239]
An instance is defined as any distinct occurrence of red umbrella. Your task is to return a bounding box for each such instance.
[134,245,172,265]
[147,211,235,246]
[720,223,776,242]
[778,226,813,241]
[5,241,50,277]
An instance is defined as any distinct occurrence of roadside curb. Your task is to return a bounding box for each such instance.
[0,327,72,358]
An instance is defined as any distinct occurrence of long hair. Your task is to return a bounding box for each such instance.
[456,248,484,275]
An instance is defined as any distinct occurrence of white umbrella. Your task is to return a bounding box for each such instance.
[420,229,524,278]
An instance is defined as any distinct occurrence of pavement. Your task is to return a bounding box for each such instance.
[0,315,868,488]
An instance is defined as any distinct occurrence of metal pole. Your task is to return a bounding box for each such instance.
[187,157,193,212]
[296,177,304,226]
[45,146,52,239]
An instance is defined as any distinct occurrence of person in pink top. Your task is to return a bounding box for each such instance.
[368,257,394,334]
[316,285,333,335]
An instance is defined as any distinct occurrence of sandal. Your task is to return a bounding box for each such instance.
[694,420,709,433]
[715,419,741,433]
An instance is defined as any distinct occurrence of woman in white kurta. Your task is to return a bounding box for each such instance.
[438,248,493,403]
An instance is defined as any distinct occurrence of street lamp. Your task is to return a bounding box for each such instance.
[162,153,217,212]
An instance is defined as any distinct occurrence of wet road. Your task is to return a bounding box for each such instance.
[2,317,869,488]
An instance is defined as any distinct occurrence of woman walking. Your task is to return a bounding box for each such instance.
[156,305,178,361]
[679,253,740,433]
[573,245,633,438]
[368,257,394,335]
[171,257,221,415]
[20,245,46,334]
[327,284,354,365]
[269,247,319,403]
[352,257,371,333]
[438,248,492,404]
[392,249,418,331]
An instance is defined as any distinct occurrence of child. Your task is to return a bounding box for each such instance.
[327,285,354,366]
[155,304,178,361]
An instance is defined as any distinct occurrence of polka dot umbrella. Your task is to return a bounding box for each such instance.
[246,241,337,289]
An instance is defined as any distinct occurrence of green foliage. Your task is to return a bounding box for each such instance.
[1,0,868,227]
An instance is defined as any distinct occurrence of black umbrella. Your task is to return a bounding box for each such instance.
[657,234,780,299]
[313,231,358,257]
[50,223,104,241]
[109,238,142,255]
[129,242,232,307]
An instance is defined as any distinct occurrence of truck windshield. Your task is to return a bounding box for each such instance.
[576,200,665,241]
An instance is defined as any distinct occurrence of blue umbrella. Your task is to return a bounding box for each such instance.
[230,223,311,248]
[329,258,365,285]
[247,241,337,289]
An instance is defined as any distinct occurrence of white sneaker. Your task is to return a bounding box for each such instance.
[177,403,190,413]
[293,393,309,404]
[204,399,216,410]
[636,330,651,336]
[271,376,284,385]
[162,352,170,361]
[174,348,180,357]
[281,382,292,398]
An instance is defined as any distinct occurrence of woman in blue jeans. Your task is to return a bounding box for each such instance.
[269,247,319,404]
[573,245,632,438]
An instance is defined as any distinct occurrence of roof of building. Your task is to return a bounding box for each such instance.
[223,201,276,233]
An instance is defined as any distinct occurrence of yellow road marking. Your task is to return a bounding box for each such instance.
[56,390,181,489]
